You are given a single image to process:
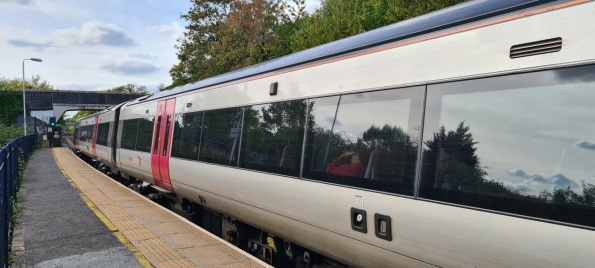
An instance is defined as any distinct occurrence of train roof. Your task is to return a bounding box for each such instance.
[77,98,140,122]
[143,0,569,103]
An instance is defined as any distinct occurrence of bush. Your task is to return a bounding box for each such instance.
[0,125,23,147]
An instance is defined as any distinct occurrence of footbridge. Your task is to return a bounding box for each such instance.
[23,90,147,118]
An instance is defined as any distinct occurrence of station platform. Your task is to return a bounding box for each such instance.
[12,148,270,268]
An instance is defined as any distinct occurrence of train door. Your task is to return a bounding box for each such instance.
[92,115,99,158]
[150,99,175,191]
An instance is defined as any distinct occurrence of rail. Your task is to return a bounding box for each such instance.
[0,135,36,268]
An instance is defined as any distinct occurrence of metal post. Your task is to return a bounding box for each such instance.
[22,60,27,136]
[21,58,42,136]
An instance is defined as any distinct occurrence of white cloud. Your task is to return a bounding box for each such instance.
[101,59,159,75]
[54,21,137,47]
[550,174,580,190]
[507,169,530,179]
[504,168,582,194]
[146,22,183,39]
[130,53,158,61]
[7,39,52,50]
[574,140,595,151]
[0,0,33,5]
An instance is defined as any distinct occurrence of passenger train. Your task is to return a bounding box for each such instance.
[74,0,595,267]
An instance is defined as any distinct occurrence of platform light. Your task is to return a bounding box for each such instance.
[22,57,43,135]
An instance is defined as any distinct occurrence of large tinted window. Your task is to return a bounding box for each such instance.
[420,64,595,227]
[239,100,307,176]
[96,123,109,146]
[199,108,243,166]
[303,87,424,195]
[80,125,94,143]
[121,119,138,150]
[171,112,203,160]
[136,117,154,153]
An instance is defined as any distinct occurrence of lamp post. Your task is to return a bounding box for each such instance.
[22,58,42,136]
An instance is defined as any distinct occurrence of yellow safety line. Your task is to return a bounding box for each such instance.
[53,150,153,268]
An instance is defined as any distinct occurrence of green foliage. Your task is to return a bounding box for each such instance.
[0,125,23,147]
[106,83,149,94]
[170,0,466,89]
[549,181,595,206]
[64,110,94,132]
[422,122,510,194]
[0,90,23,126]
[170,0,307,88]
[0,74,58,91]
[291,0,466,51]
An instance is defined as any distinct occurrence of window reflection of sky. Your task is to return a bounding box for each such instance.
[432,76,595,197]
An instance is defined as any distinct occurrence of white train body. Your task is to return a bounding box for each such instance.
[76,1,595,267]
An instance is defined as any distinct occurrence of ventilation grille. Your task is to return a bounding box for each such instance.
[510,37,562,59]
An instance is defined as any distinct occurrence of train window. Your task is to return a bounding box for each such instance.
[136,117,154,153]
[121,119,139,150]
[97,123,109,146]
[199,108,243,166]
[97,123,103,146]
[302,87,424,195]
[171,112,203,160]
[80,125,94,143]
[419,64,595,227]
[239,100,307,177]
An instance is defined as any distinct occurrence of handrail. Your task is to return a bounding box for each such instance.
[0,135,36,267]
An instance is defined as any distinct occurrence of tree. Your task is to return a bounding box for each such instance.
[106,83,148,94]
[291,0,467,52]
[1,74,58,127]
[170,0,305,88]
[421,122,509,195]
[0,90,22,126]
[157,83,167,92]
[64,110,94,132]
[0,125,23,146]
[170,0,467,89]
[0,74,58,91]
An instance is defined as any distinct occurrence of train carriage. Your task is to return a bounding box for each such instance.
[76,0,595,267]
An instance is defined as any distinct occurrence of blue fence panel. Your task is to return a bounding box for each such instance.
[0,135,36,268]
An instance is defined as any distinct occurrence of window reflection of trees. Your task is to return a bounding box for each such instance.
[303,89,422,195]
[419,65,595,227]
[136,117,154,152]
[199,108,243,166]
[172,112,202,160]
[240,100,307,176]
[421,122,595,226]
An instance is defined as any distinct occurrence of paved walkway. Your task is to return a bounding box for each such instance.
[12,148,141,268]
[12,148,269,268]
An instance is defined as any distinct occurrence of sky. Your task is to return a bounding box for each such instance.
[0,0,321,94]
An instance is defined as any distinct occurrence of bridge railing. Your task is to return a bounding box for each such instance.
[0,135,36,268]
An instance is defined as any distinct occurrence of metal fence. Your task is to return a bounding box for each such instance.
[0,135,36,267]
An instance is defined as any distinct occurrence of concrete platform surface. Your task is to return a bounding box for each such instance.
[51,148,270,268]
[12,148,141,268]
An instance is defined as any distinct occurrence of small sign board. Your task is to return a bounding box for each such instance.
[48,127,52,132]
[42,135,47,141]
[229,128,241,138]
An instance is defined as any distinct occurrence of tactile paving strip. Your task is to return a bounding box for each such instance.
[53,148,269,268]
